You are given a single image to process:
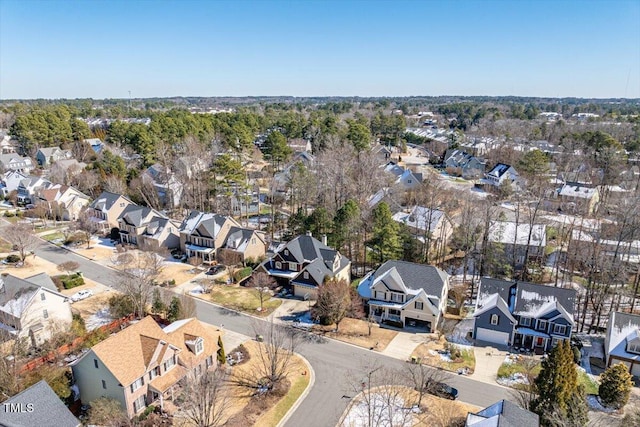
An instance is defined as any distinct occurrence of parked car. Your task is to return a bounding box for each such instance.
[426,382,458,400]
[70,290,93,302]
[205,265,226,275]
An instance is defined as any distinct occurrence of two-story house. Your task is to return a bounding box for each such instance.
[71,316,221,419]
[357,260,449,332]
[17,175,52,205]
[117,205,180,250]
[605,311,640,379]
[557,182,600,215]
[0,153,34,174]
[444,149,486,179]
[37,184,91,221]
[35,146,73,167]
[217,227,267,265]
[87,191,135,231]
[0,170,28,198]
[0,273,73,347]
[256,233,351,300]
[473,278,576,352]
[487,221,547,268]
[383,162,423,190]
[141,163,183,208]
[392,206,454,256]
[179,211,241,263]
[485,163,518,188]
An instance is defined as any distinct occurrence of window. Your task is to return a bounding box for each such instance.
[252,238,256,244]
[164,354,176,371]
[206,355,214,368]
[490,314,499,325]
[303,272,309,279]
[415,301,424,310]
[520,317,531,327]
[537,320,547,331]
[42,309,48,319]
[284,250,289,256]
[133,395,146,413]
[628,342,640,354]
[275,261,282,270]
[130,377,144,393]
[195,338,204,355]
[149,366,160,381]
[94,359,99,369]
[40,292,46,301]
[102,380,107,389]
[289,262,297,271]
[553,324,566,335]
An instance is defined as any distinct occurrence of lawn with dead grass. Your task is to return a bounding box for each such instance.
[208,285,281,316]
[313,317,397,351]
[411,336,475,373]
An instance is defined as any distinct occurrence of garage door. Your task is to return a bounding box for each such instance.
[475,328,510,346]
[294,285,317,301]
[405,318,432,331]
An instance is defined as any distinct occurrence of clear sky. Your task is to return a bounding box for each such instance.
[1,0,639,99]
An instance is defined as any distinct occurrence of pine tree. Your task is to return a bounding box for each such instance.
[216,335,226,365]
[532,340,587,426]
[369,202,402,263]
[167,297,182,323]
[599,363,634,409]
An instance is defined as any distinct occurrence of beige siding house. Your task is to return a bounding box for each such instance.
[72,316,221,419]
[87,191,135,231]
[178,211,241,263]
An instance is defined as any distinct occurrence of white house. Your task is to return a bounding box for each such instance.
[605,311,640,379]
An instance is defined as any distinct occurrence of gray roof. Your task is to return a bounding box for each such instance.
[89,191,132,211]
[467,399,539,427]
[278,234,344,266]
[607,311,640,362]
[478,278,576,318]
[179,210,232,238]
[372,260,447,298]
[487,163,515,178]
[118,204,166,227]
[0,380,80,427]
[23,273,57,292]
[0,274,64,318]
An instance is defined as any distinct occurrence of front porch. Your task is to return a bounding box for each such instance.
[513,327,550,353]
[185,243,215,264]
[369,301,403,326]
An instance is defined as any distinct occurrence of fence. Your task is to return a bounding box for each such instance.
[19,315,134,374]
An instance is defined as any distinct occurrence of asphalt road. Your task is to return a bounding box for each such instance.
[30,239,512,427]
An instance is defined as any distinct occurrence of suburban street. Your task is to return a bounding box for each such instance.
[31,239,512,427]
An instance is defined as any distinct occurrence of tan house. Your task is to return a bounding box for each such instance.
[87,191,135,231]
[256,233,351,300]
[38,184,91,221]
[178,211,241,263]
[0,273,73,347]
[217,227,267,265]
[71,316,221,419]
[117,205,180,250]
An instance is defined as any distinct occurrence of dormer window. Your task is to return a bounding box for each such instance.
[195,338,204,355]
[628,341,640,355]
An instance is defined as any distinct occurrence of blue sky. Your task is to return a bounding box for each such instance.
[1,0,639,99]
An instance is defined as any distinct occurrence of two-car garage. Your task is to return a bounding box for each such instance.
[475,328,511,346]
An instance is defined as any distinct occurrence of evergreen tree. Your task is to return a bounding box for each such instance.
[151,289,167,316]
[532,340,587,426]
[368,202,402,263]
[216,335,226,365]
[167,297,182,323]
[599,363,634,409]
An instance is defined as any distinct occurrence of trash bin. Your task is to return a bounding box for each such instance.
[256,334,263,342]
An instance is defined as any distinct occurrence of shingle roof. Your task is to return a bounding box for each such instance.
[0,380,80,427]
[488,222,546,247]
[371,260,447,298]
[467,399,539,427]
[0,274,63,318]
[392,206,445,233]
[487,163,515,178]
[607,311,640,362]
[179,210,239,238]
[119,204,166,227]
[89,191,132,211]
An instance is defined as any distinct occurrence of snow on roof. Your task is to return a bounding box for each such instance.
[607,312,640,363]
[559,183,598,199]
[488,222,546,247]
[392,206,444,233]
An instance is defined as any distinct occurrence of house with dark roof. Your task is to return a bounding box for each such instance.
[1,380,80,427]
[357,261,449,332]
[605,311,640,379]
[141,163,183,208]
[117,205,180,250]
[256,233,350,299]
[178,211,241,264]
[0,273,72,347]
[87,191,135,231]
[484,163,518,188]
[16,175,52,205]
[71,316,221,419]
[0,153,34,174]
[35,146,73,167]
[217,226,267,265]
[383,162,423,190]
[444,149,486,179]
[465,399,539,427]
[473,278,575,352]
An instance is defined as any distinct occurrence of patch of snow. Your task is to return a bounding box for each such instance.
[497,372,530,387]
[85,308,112,331]
[586,395,616,413]
[341,393,414,427]
[446,318,474,345]
[190,285,205,294]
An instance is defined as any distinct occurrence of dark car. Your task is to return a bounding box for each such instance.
[205,265,226,275]
[426,382,458,400]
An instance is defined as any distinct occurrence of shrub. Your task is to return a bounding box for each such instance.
[3,211,14,217]
[233,267,252,282]
[53,273,84,289]
[83,328,110,348]
[572,346,581,364]
[599,363,634,409]
[138,405,155,421]
[108,294,135,318]
[5,254,20,263]
[71,313,87,337]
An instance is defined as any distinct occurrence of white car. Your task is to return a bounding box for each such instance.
[70,290,93,302]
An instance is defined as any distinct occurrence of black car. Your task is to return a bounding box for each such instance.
[205,265,226,275]
[426,382,458,400]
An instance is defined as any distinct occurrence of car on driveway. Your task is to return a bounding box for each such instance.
[70,290,93,302]
[205,265,226,275]
[426,382,458,400]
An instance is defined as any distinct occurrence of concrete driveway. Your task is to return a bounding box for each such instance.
[469,340,509,385]
[381,331,428,361]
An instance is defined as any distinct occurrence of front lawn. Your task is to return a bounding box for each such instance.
[313,317,397,351]
[42,231,65,243]
[411,337,476,373]
[578,368,599,395]
[208,285,281,316]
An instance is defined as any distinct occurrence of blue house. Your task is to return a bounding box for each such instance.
[473,278,576,352]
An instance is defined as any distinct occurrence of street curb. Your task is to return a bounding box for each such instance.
[276,352,315,427]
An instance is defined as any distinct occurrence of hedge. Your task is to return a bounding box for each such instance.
[52,273,85,290]
[234,267,252,282]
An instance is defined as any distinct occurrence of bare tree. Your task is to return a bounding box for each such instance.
[4,222,39,262]
[402,361,447,409]
[111,251,164,319]
[313,277,362,332]
[248,272,276,312]
[232,319,302,391]
[180,368,231,427]
[103,175,127,195]
[57,261,80,276]
[75,210,100,248]
[508,356,539,411]
[86,397,131,427]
